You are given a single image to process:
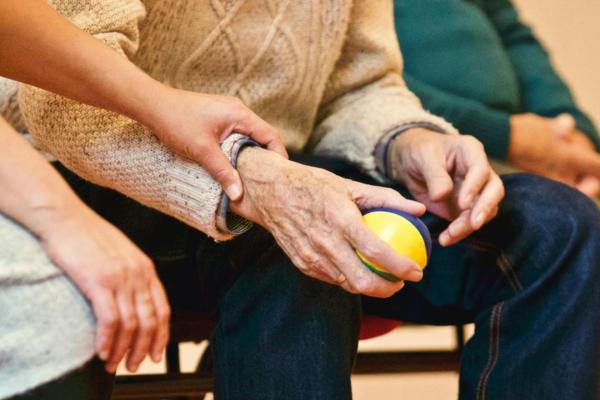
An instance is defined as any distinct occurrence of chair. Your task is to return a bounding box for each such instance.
[112,312,465,399]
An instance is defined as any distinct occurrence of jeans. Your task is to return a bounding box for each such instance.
[51,155,600,400]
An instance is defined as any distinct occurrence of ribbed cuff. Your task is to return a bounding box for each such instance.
[374,122,448,178]
[215,137,258,235]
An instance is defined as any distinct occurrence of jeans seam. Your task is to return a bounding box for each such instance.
[476,301,504,400]
[465,238,524,294]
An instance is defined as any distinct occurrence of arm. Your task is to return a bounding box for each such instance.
[1,0,285,202]
[481,0,600,149]
[308,0,456,180]
[16,0,247,240]
[403,72,512,160]
[0,117,170,373]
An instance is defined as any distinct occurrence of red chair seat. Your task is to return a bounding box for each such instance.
[359,315,402,340]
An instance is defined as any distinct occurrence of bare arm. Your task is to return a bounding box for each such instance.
[0,117,170,373]
[0,0,285,200]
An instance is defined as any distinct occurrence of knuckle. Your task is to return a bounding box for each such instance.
[101,314,119,329]
[122,317,138,332]
[159,306,171,324]
[358,242,383,263]
[352,276,371,294]
[140,317,157,332]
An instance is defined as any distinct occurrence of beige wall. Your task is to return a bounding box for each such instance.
[513,0,600,129]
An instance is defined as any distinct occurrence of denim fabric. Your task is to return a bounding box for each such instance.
[55,158,600,400]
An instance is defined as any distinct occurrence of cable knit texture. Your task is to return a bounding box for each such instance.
[0,214,96,399]
[18,0,456,241]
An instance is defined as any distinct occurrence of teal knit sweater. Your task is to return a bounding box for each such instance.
[394,0,600,160]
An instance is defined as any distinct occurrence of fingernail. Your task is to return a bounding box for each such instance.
[225,183,242,201]
[407,268,423,281]
[337,274,347,283]
[439,232,450,246]
[99,350,108,361]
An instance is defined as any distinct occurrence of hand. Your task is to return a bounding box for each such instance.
[551,114,600,197]
[509,113,600,197]
[34,202,170,374]
[230,147,426,298]
[147,88,288,201]
[388,129,505,247]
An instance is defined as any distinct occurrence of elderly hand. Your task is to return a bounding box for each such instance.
[146,89,288,201]
[229,147,426,298]
[35,202,170,374]
[509,113,600,197]
[388,129,505,247]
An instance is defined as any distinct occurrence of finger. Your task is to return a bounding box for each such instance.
[105,292,138,374]
[294,239,347,284]
[125,291,157,372]
[350,182,426,216]
[149,280,171,362]
[196,142,244,201]
[234,112,288,159]
[552,114,576,139]
[284,248,340,285]
[90,289,119,361]
[439,209,473,247]
[576,176,600,198]
[344,214,424,283]
[333,240,406,298]
[458,163,491,210]
[421,157,454,201]
[470,173,505,229]
[564,149,600,180]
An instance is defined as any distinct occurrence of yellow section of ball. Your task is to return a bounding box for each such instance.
[357,211,428,273]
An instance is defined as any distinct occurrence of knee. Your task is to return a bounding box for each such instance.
[501,173,600,240]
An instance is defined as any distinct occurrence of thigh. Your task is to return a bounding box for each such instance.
[0,214,97,399]
[8,358,113,400]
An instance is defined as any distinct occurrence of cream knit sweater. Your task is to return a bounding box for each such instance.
[19,0,456,241]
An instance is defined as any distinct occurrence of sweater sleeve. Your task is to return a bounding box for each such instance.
[482,0,600,150]
[308,0,457,181]
[403,72,512,160]
[18,0,244,241]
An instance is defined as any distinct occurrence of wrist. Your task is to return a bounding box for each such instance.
[229,146,288,220]
[387,128,435,182]
[120,79,174,133]
[23,194,89,241]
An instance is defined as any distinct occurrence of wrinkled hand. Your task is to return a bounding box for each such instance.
[388,129,504,247]
[509,113,600,197]
[230,147,426,298]
[148,89,287,201]
[36,203,170,374]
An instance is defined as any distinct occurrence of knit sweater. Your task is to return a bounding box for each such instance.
[19,0,455,241]
[394,0,599,160]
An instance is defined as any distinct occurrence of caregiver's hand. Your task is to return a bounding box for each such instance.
[35,202,170,374]
[147,89,288,201]
[230,147,425,298]
[388,128,505,247]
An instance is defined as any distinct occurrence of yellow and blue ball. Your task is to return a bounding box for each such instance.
[357,208,432,282]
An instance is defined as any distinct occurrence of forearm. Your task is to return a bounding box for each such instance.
[0,0,166,132]
[0,118,86,238]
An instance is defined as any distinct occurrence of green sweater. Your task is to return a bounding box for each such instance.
[394,0,600,160]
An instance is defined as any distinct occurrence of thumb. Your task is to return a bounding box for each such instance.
[197,143,244,201]
[552,113,576,139]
